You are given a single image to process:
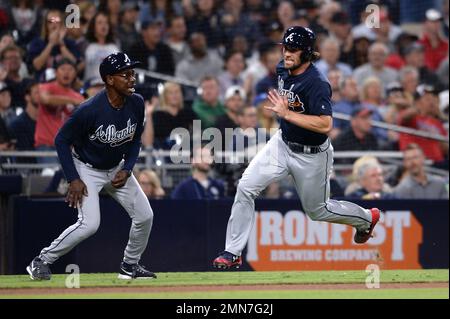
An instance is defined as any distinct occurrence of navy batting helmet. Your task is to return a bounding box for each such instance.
[281,26,316,61]
[99,52,141,81]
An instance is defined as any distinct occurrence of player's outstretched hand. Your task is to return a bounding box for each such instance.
[66,179,88,209]
[265,90,289,119]
[111,170,129,189]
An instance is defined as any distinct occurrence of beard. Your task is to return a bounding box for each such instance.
[285,60,302,71]
[288,64,301,71]
[191,47,206,58]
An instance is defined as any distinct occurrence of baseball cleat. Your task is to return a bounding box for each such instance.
[213,251,242,269]
[118,262,157,279]
[354,208,381,244]
[26,257,52,280]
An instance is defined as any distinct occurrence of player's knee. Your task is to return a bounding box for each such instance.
[135,208,153,225]
[81,221,100,238]
[303,207,327,221]
[236,181,257,199]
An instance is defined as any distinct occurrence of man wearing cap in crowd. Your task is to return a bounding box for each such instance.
[332,105,379,161]
[397,84,448,164]
[129,19,175,76]
[214,85,246,147]
[117,1,141,54]
[328,11,354,65]
[34,58,84,164]
[401,42,444,91]
[419,9,448,71]
[385,32,419,70]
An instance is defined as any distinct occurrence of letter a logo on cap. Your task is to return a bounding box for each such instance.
[286,34,295,42]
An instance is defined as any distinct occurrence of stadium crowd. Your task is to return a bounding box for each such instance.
[0,0,448,200]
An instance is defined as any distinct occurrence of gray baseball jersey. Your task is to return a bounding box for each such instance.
[224,63,373,256]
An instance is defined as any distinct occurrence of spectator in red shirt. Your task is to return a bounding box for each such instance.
[398,84,448,163]
[35,58,84,163]
[419,9,449,71]
[385,32,418,70]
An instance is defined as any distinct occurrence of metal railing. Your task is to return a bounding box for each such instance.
[1,149,447,176]
[334,113,449,143]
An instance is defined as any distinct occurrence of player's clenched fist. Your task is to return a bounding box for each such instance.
[66,179,88,209]
[111,170,130,188]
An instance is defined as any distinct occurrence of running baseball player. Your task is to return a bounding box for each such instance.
[26,52,156,280]
[213,26,380,269]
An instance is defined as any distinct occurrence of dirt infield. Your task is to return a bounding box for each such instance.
[0,282,448,295]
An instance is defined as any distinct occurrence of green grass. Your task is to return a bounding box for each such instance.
[0,269,449,288]
[1,289,448,299]
[0,270,448,289]
[0,270,447,299]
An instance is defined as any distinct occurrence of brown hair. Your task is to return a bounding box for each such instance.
[85,11,116,44]
[0,44,23,61]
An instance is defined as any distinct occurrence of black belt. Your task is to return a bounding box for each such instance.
[281,134,323,154]
[74,154,112,170]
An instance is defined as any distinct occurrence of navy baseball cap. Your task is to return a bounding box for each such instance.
[99,52,141,81]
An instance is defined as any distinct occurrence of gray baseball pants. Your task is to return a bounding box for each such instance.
[39,158,153,265]
[225,130,372,256]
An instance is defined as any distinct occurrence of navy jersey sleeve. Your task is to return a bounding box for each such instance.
[54,104,91,182]
[308,80,333,116]
[123,94,145,172]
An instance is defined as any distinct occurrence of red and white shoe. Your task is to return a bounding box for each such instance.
[354,208,381,244]
[213,251,242,269]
